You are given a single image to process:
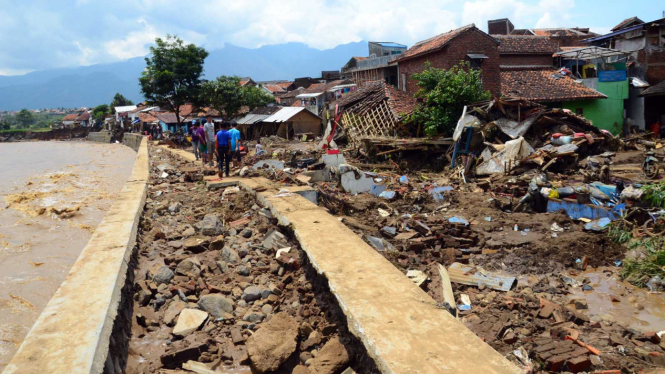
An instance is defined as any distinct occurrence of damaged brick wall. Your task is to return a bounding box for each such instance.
[397,30,501,97]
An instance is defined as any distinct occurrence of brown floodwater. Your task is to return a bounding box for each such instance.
[568,267,665,333]
[0,141,137,370]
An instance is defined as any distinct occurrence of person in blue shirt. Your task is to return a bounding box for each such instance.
[215,121,232,177]
[228,121,242,167]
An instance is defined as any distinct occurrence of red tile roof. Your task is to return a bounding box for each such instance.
[275,81,293,90]
[239,78,255,86]
[262,84,286,93]
[75,112,91,121]
[62,113,78,121]
[138,112,159,123]
[393,24,497,63]
[334,81,418,118]
[495,35,558,54]
[501,68,607,102]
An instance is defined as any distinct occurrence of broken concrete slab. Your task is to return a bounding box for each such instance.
[339,164,377,194]
[321,153,347,168]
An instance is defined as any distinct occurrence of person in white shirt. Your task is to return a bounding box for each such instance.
[203,116,216,166]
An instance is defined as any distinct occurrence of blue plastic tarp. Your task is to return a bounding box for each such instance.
[547,199,626,221]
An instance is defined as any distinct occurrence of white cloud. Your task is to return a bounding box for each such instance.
[104,20,160,60]
[462,0,574,32]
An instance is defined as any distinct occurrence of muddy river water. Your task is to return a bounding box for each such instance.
[0,141,137,370]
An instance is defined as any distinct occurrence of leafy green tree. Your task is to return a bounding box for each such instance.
[109,94,134,113]
[242,85,275,113]
[15,109,35,129]
[0,119,11,130]
[408,61,491,136]
[93,104,110,121]
[140,35,209,124]
[202,76,274,119]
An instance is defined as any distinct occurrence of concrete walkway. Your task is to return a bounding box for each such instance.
[164,145,522,374]
[4,139,149,374]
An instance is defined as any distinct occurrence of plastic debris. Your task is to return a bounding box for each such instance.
[584,217,612,232]
[399,175,409,184]
[449,216,469,226]
[377,208,390,217]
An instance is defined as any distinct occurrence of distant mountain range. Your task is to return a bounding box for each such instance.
[0,41,367,111]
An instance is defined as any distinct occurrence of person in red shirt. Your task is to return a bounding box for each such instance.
[651,120,662,139]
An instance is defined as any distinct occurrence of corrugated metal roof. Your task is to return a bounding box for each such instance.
[115,105,137,113]
[262,107,320,123]
[296,93,323,98]
[236,113,271,125]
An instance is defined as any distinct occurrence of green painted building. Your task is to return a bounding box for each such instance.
[562,79,628,135]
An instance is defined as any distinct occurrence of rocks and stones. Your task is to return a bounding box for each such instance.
[263,230,288,250]
[198,294,234,319]
[236,265,250,276]
[307,336,350,374]
[175,257,201,278]
[574,299,588,310]
[243,311,265,323]
[242,286,264,302]
[221,247,241,264]
[261,304,273,315]
[246,312,299,373]
[150,265,174,285]
[210,235,225,251]
[301,331,322,350]
[184,236,210,253]
[168,202,182,213]
[160,334,210,368]
[172,309,208,336]
[164,299,187,326]
[201,214,223,236]
[380,226,397,239]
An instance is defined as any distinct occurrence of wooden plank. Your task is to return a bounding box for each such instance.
[437,264,457,316]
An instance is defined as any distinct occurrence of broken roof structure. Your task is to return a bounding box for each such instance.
[501,68,607,102]
[553,46,630,60]
[334,80,418,142]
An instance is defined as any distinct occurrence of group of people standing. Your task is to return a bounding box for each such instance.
[189,115,242,178]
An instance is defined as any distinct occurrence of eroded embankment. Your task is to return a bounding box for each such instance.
[127,146,378,374]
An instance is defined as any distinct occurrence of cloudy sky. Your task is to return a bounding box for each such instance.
[0,0,660,75]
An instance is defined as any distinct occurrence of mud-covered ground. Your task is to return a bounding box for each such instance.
[127,146,378,374]
[132,139,665,374]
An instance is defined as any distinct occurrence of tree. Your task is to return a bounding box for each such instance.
[201,76,274,119]
[139,35,209,124]
[93,104,110,121]
[109,94,134,114]
[242,85,275,113]
[15,109,35,129]
[408,62,491,137]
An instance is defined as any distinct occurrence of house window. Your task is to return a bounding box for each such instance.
[467,53,488,70]
[401,73,407,92]
[575,108,584,116]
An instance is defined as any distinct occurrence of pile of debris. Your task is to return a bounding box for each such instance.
[127,147,378,374]
[453,98,620,176]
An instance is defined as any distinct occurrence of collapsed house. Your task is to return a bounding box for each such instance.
[453,98,618,176]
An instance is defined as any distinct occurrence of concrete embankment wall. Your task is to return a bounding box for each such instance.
[122,133,144,152]
[4,138,149,374]
[87,130,113,143]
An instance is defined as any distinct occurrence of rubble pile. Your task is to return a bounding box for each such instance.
[127,147,378,374]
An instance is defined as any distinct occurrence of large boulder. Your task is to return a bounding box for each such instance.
[200,214,223,236]
[307,337,350,374]
[197,294,234,319]
[246,312,299,373]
